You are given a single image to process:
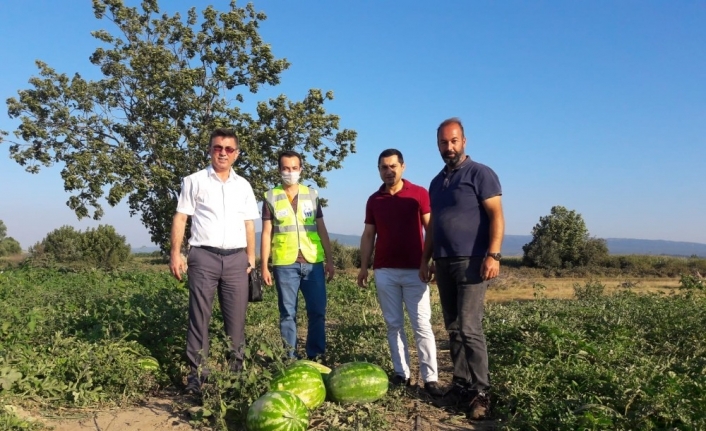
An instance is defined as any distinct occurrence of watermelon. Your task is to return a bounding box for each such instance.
[292,359,331,376]
[137,356,159,371]
[326,362,388,404]
[270,362,326,409]
[246,391,309,431]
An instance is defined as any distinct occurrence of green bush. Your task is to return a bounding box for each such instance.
[82,225,132,269]
[29,224,132,270]
[0,237,22,257]
[573,279,605,300]
[330,240,357,270]
[523,206,609,270]
[0,220,23,257]
[31,225,84,263]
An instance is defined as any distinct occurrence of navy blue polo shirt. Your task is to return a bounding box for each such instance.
[428,157,502,258]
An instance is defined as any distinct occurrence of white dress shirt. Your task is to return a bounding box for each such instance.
[176,165,260,249]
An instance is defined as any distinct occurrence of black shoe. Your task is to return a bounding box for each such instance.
[443,382,472,405]
[467,391,491,421]
[229,359,243,372]
[424,381,445,397]
[184,375,205,396]
[390,374,410,386]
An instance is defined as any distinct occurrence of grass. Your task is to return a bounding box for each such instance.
[1,258,705,430]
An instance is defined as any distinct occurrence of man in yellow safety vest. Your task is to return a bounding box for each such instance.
[260,150,335,360]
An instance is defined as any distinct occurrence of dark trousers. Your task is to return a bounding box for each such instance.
[435,256,490,391]
[186,247,249,377]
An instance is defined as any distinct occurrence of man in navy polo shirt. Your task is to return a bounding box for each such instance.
[420,118,504,421]
[357,148,443,397]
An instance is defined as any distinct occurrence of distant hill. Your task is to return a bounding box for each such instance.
[492,235,706,258]
[132,234,706,257]
[130,233,361,254]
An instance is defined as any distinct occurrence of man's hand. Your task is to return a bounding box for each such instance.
[419,260,435,283]
[262,266,273,286]
[170,253,186,281]
[247,256,255,274]
[325,261,335,282]
[357,268,369,288]
[482,257,500,280]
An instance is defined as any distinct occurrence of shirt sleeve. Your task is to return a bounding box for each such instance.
[175,177,196,216]
[262,200,272,221]
[363,196,375,225]
[241,181,261,221]
[476,165,503,200]
[316,201,324,219]
[419,187,431,216]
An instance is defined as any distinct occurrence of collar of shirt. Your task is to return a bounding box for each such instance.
[442,155,471,177]
[377,178,410,195]
[207,164,238,183]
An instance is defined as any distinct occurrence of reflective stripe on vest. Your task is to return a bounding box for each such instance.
[265,184,324,265]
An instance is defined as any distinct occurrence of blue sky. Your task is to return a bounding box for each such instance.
[1,1,705,249]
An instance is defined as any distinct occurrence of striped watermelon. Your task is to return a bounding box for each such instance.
[137,356,159,371]
[293,359,331,376]
[326,362,388,404]
[246,391,309,431]
[270,362,326,409]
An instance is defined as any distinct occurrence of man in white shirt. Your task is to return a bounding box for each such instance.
[169,128,260,395]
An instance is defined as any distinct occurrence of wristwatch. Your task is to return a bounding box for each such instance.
[487,252,502,261]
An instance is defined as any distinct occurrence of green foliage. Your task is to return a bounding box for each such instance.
[0,237,22,257]
[4,262,706,430]
[572,279,606,300]
[0,268,184,408]
[679,273,705,291]
[488,291,706,430]
[82,224,132,268]
[599,255,706,278]
[30,225,84,263]
[0,0,357,254]
[0,408,43,431]
[330,240,358,270]
[523,205,609,270]
[0,220,23,257]
[29,224,131,269]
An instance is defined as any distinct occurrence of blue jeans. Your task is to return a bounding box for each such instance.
[273,262,327,359]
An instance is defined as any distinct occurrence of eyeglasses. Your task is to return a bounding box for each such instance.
[211,145,238,154]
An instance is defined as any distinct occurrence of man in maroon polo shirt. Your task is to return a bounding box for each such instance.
[357,148,443,397]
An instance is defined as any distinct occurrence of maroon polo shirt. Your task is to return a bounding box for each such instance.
[364,179,430,269]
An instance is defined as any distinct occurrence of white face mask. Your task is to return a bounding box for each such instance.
[281,171,301,186]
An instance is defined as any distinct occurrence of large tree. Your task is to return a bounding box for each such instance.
[522,205,608,269]
[0,0,356,252]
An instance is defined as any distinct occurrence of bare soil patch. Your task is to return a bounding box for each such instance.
[11,394,193,431]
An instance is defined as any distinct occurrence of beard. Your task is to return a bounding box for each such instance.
[442,151,463,168]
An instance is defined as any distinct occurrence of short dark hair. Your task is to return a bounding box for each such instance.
[278,150,303,169]
[209,128,239,147]
[377,148,404,166]
[436,117,465,139]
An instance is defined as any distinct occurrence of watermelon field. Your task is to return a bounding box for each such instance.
[1,259,705,430]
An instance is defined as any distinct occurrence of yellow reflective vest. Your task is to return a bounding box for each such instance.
[265,184,324,265]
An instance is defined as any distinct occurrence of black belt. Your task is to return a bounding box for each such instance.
[196,246,244,256]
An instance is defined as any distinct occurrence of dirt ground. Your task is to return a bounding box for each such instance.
[10,275,680,431]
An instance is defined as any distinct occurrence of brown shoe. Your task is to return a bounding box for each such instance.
[468,391,491,420]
